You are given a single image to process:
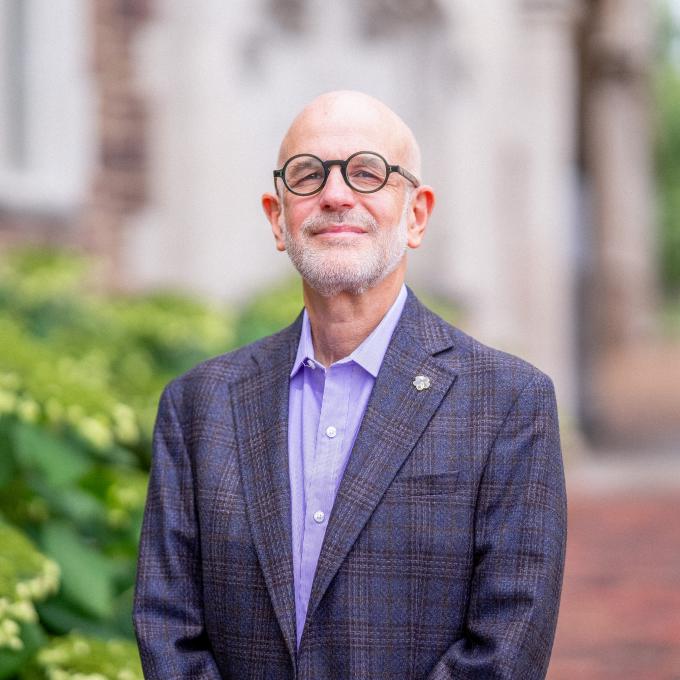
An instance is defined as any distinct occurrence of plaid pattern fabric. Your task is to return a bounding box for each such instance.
[133,290,567,680]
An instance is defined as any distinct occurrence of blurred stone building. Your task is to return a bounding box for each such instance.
[0,0,675,449]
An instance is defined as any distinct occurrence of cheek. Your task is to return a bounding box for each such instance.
[369,192,405,224]
[283,200,316,231]
[379,207,406,230]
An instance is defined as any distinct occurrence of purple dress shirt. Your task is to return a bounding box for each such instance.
[288,285,407,646]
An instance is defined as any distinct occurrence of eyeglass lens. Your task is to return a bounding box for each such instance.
[284,153,388,194]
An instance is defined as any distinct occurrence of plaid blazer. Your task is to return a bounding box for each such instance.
[133,290,567,680]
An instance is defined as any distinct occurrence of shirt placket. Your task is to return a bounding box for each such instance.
[298,361,351,611]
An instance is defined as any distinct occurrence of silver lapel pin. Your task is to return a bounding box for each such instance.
[412,375,431,391]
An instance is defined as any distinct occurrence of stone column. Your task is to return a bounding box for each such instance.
[438,0,582,416]
[579,0,659,443]
[514,0,584,415]
[582,0,657,349]
[434,0,521,344]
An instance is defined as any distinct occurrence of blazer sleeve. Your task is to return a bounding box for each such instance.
[133,384,223,680]
[426,372,567,680]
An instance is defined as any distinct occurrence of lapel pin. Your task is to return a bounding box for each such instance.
[412,375,431,391]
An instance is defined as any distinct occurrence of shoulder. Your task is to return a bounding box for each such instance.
[405,290,554,396]
[457,325,553,395]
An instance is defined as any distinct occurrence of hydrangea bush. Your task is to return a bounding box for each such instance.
[0,249,240,679]
[0,522,59,650]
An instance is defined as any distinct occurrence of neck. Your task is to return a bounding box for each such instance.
[302,265,405,367]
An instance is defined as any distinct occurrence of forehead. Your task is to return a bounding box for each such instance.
[281,109,403,164]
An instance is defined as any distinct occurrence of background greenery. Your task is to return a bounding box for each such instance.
[655,0,680,303]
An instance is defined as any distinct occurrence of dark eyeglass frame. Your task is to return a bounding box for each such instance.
[273,150,420,196]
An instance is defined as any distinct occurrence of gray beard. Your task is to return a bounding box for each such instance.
[282,206,409,297]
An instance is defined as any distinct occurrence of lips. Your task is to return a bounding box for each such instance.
[312,225,367,235]
[300,211,378,237]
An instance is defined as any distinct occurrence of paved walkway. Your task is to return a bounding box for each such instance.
[548,454,680,679]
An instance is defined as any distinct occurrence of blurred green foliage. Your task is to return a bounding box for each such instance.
[655,0,680,298]
[22,634,142,680]
[234,278,303,347]
[0,248,247,678]
[0,247,457,677]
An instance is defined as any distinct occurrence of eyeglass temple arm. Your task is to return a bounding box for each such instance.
[390,165,420,188]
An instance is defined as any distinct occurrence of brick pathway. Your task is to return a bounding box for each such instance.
[548,460,680,680]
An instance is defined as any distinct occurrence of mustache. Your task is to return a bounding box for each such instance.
[300,210,378,235]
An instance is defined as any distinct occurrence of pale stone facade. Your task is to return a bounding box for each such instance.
[0,0,665,444]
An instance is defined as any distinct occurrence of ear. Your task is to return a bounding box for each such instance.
[262,192,286,252]
[406,185,435,249]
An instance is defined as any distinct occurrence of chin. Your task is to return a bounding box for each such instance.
[306,278,373,298]
[302,261,392,298]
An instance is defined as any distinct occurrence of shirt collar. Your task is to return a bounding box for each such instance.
[290,284,407,379]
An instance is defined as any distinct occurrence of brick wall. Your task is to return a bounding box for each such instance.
[0,0,152,289]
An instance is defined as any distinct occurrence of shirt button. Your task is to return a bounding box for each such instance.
[325,425,337,438]
[313,510,325,524]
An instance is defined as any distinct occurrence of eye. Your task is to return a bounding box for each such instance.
[291,170,323,187]
[346,154,387,189]
[348,164,385,188]
[351,167,381,180]
[285,157,325,189]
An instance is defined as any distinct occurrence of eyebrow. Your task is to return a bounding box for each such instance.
[288,159,319,170]
[353,156,382,167]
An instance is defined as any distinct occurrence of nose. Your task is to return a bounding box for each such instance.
[318,165,356,211]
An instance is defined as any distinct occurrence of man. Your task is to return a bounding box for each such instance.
[134,91,567,679]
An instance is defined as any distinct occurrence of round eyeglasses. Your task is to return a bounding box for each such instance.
[273,151,420,196]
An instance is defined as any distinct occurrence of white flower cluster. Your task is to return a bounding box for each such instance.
[112,403,139,445]
[0,374,141,451]
[38,636,143,680]
[15,558,60,601]
[0,617,21,651]
[48,671,108,680]
[0,387,39,423]
[106,473,147,528]
[0,558,60,651]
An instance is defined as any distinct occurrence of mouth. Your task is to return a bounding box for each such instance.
[312,225,367,236]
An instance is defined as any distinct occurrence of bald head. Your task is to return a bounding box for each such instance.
[278,91,421,177]
[262,90,436,285]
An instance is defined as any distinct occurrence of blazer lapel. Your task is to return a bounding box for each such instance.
[305,293,459,628]
[230,320,301,664]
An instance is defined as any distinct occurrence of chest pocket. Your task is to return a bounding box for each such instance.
[385,470,460,501]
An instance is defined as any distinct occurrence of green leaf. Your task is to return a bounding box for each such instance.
[0,420,15,488]
[111,586,136,638]
[13,422,91,486]
[40,521,115,620]
[34,480,105,527]
[37,597,126,639]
